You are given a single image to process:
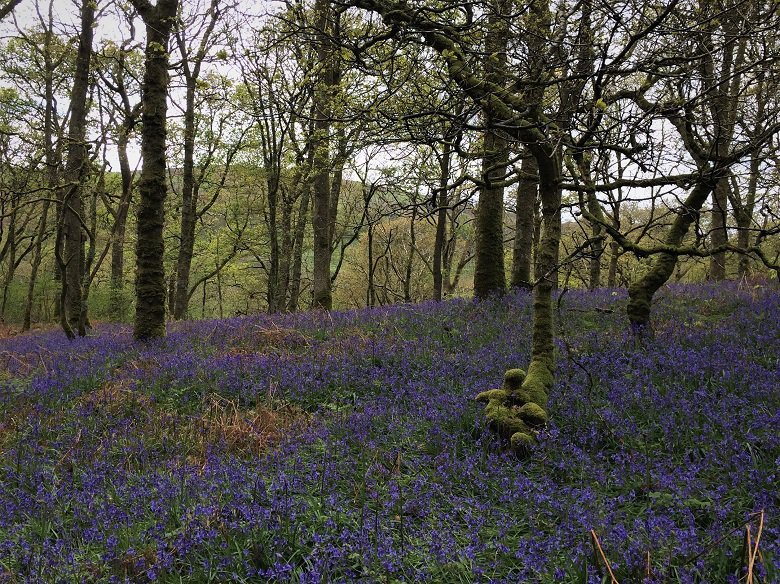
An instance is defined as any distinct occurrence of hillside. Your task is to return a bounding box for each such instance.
[0,283,778,582]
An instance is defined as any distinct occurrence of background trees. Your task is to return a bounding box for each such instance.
[0,0,776,337]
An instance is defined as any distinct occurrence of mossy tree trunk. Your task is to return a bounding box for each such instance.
[131,0,179,340]
[524,153,562,402]
[474,122,508,299]
[627,178,718,332]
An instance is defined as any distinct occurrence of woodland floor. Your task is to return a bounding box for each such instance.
[0,283,777,583]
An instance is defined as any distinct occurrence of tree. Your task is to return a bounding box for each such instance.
[473,0,510,299]
[130,0,179,340]
[578,0,780,332]
[57,0,95,338]
[340,0,605,452]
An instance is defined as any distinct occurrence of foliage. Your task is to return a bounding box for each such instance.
[0,283,777,581]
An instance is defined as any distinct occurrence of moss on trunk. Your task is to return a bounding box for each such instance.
[476,155,560,456]
[131,0,178,340]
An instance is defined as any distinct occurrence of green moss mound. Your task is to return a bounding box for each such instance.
[475,365,549,457]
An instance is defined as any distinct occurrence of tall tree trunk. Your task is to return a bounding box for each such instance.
[23,201,50,330]
[404,204,416,302]
[81,169,100,329]
[736,156,759,279]
[473,0,509,299]
[366,223,375,308]
[511,153,537,289]
[478,150,562,455]
[527,157,562,386]
[275,195,294,312]
[432,141,451,301]
[60,0,95,338]
[311,0,337,310]
[0,206,16,322]
[24,17,59,331]
[287,182,310,312]
[132,0,179,340]
[173,82,198,320]
[110,131,133,321]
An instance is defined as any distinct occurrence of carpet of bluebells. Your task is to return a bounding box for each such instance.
[0,283,777,583]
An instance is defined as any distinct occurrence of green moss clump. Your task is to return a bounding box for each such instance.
[475,389,509,404]
[503,368,526,390]
[507,389,532,406]
[521,360,552,407]
[484,400,529,437]
[510,432,535,457]
[517,402,547,427]
[475,364,550,457]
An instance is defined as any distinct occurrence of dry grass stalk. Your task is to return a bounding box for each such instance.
[743,510,764,584]
[645,550,651,581]
[590,529,619,584]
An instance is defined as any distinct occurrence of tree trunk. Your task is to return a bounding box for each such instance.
[288,180,311,313]
[0,206,16,322]
[404,204,416,302]
[607,240,619,287]
[736,156,759,279]
[709,178,729,280]
[627,178,717,332]
[132,0,179,340]
[589,221,603,289]
[173,82,198,320]
[266,167,281,312]
[511,153,537,289]
[60,0,95,338]
[366,223,375,308]
[473,0,509,299]
[432,141,451,301]
[81,170,99,329]
[311,0,337,310]
[110,131,133,321]
[23,200,50,330]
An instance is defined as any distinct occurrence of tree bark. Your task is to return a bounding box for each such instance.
[172,4,220,319]
[473,0,509,299]
[109,130,133,321]
[511,153,537,289]
[173,81,198,319]
[311,0,338,310]
[432,141,451,301]
[60,0,95,337]
[132,0,179,340]
[709,178,729,280]
[627,177,718,332]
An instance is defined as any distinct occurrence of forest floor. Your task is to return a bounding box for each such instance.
[0,283,777,583]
